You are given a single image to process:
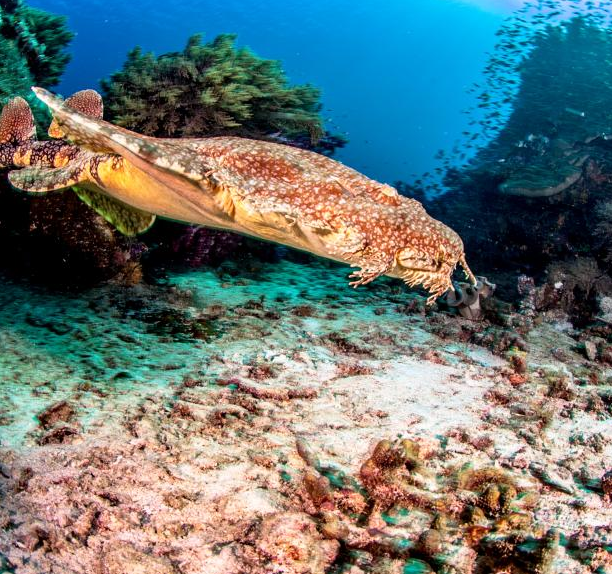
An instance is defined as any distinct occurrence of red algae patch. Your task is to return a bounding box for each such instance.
[36,400,76,430]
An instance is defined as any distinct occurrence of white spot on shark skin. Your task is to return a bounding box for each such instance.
[111,133,129,147]
[151,155,203,181]
[110,133,143,155]
[69,112,101,133]
[155,156,172,169]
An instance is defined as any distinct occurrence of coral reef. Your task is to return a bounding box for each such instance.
[482,16,612,200]
[0,259,608,574]
[422,10,612,322]
[295,437,563,574]
[491,16,612,159]
[0,1,125,286]
[0,3,609,573]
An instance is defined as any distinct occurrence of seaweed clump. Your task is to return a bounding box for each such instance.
[0,0,72,128]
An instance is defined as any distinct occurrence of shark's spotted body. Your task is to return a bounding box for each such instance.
[3,88,475,300]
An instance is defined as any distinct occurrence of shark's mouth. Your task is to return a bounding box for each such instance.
[399,267,454,302]
[397,253,476,303]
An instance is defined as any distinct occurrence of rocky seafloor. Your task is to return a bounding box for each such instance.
[0,257,609,574]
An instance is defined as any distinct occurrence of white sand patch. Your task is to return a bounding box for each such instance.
[301,358,494,467]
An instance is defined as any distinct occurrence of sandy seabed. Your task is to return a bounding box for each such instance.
[0,259,609,574]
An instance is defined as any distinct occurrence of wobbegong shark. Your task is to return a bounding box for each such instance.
[0,87,476,302]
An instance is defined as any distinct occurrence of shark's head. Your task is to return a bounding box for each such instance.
[389,213,475,303]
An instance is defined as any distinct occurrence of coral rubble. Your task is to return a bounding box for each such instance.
[0,259,608,574]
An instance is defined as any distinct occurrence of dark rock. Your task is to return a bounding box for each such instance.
[37,400,75,429]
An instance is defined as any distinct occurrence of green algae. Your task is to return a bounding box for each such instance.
[403,559,433,574]
[138,309,220,343]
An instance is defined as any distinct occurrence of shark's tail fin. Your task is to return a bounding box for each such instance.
[31,87,207,184]
[0,97,36,145]
[48,89,103,138]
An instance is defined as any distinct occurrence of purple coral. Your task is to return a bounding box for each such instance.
[170,226,243,267]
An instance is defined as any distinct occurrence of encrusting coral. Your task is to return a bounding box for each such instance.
[294,437,571,574]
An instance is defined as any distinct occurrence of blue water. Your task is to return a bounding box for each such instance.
[29,0,513,185]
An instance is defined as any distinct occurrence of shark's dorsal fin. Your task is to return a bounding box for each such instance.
[49,90,103,139]
[0,97,36,145]
[72,187,156,236]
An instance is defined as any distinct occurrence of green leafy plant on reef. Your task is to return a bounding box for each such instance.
[101,33,326,145]
[0,0,73,130]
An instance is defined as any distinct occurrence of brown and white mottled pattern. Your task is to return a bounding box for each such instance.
[0,97,35,145]
[180,137,472,296]
[6,87,475,301]
[48,89,103,139]
[0,94,82,170]
[0,97,37,168]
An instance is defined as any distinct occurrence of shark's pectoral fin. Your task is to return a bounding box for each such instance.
[72,187,156,236]
[8,159,90,193]
[9,159,156,236]
[348,264,388,287]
